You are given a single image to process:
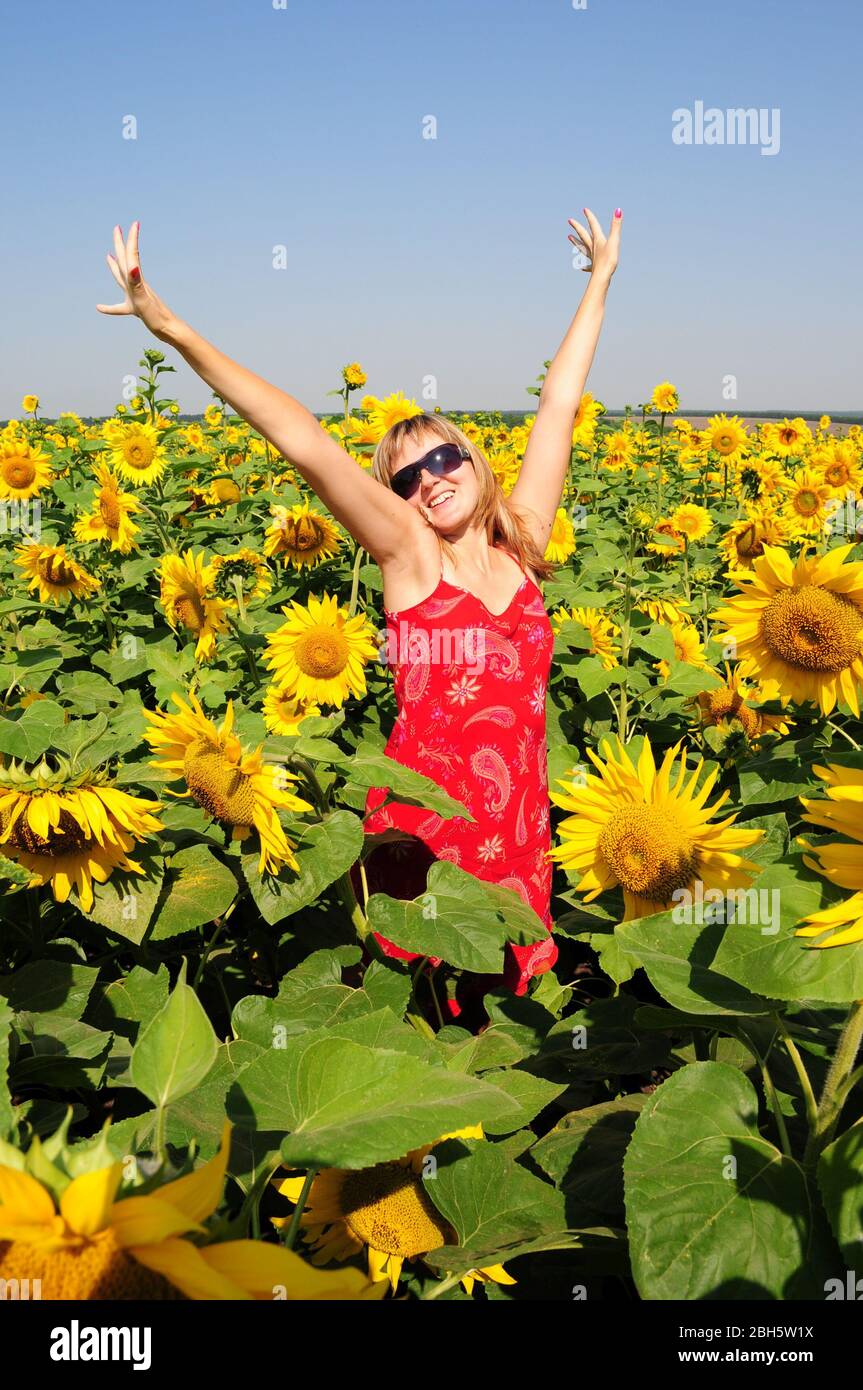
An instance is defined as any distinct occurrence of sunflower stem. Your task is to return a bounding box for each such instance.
[616,528,636,740]
[228,615,261,689]
[827,719,860,750]
[772,1013,819,1135]
[152,1104,167,1168]
[232,574,247,623]
[349,544,365,617]
[739,1025,792,1158]
[421,1272,465,1301]
[282,1168,317,1251]
[804,999,863,1169]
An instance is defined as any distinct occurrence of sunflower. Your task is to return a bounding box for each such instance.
[714,544,863,716]
[781,467,833,537]
[159,550,230,663]
[21,393,39,414]
[551,605,620,669]
[143,693,313,875]
[0,760,162,913]
[544,507,577,564]
[794,767,861,950]
[73,464,141,554]
[208,476,242,507]
[646,519,685,556]
[0,1120,381,1301]
[819,440,863,495]
[367,392,424,441]
[263,592,381,709]
[635,597,693,626]
[272,1126,514,1296]
[264,501,343,569]
[14,544,99,606]
[763,417,813,458]
[262,686,322,736]
[106,420,168,486]
[341,416,381,449]
[702,414,750,465]
[744,456,788,500]
[342,362,367,388]
[599,430,633,472]
[210,549,272,605]
[795,764,863,948]
[549,736,763,920]
[694,665,792,741]
[655,621,709,680]
[719,506,789,569]
[669,503,712,542]
[650,382,679,415]
[571,392,603,449]
[0,440,53,500]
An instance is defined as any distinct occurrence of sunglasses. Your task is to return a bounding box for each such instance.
[389,442,470,500]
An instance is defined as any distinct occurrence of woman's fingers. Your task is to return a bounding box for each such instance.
[125,220,140,275]
[96,301,132,316]
[112,224,128,276]
[582,207,604,247]
[106,253,126,293]
[568,217,592,250]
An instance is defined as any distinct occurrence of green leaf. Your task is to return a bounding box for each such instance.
[228,1034,524,1168]
[242,811,363,925]
[11,1015,113,1088]
[818,1123,863,1272]
[661,661,723,695]
[538,995,674,1076]
[87,965,171,1042]
[632,623,676,662]
[624,1061,838,1299]
[420,1138,572,1274]
[0,962,99,1019]
[0,1002,14,1139]
[55,672,122,712]
[149,846,238,940]
[366,861,548,973]
[0,701,66,760]
[345,748,475,822]
[531,1094,649,1224]
[130,973,219,1107]
[615,911,781,1016]
[711,857,863,1004]
[478,1070,567,1133]
[82,868,164,945]
[571,655,616,701]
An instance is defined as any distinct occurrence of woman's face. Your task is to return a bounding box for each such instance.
[389,432,479,531]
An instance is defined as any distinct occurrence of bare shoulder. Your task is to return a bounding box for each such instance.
[377,522,442,614]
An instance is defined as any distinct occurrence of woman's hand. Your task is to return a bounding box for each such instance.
[96,222,178,341]
[567,206,622,285]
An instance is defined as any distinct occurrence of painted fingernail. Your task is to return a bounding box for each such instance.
[130,267,141,283]
[615,208,623,218]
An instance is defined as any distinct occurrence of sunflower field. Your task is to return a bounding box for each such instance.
[1,358,862,1303]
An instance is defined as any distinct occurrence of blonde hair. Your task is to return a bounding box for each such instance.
[371,413,559,583]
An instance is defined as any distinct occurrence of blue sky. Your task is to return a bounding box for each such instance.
[2,0,860,416]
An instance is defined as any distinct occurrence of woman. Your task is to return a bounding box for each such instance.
[97,209,622,1002]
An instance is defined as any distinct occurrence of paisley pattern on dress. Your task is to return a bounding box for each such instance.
[350,546,558,995]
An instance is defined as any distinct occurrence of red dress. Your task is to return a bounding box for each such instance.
[350,544,558,996]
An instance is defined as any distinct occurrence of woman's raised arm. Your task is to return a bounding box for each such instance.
[96,222,425,566]
[509,207,622,551]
